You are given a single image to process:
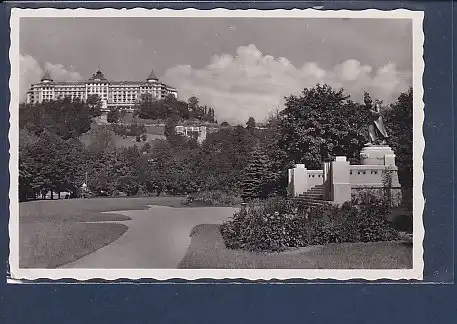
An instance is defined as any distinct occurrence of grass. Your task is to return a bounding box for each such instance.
[19,196,185,268]
[20,222,128,268]
[179,224,413,269]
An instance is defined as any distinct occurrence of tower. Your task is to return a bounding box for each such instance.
[40,70,53,83]
[146,69,158,82]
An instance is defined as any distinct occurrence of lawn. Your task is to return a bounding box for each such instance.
[19,196,185,268]
[179,224,413,269]
[20,222,128,268]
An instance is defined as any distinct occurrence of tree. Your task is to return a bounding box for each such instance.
[85,94,103,118]
[107,108,121,123]
[19,129,40,200]
[136,93,159,119]
[384,87,413,188]
[246,116,256,130]
[164,116,179,140]
[19,97,101,139]
[86,151,118,196]
[188,96,202,120]
[112,146,144,196]
[239,143,276,200]
[195,126,257,193]
[19,131,86,199]
[220,121,230,127]
[84,125,116,154]
[277,84,367,169]
[147,139,174,195]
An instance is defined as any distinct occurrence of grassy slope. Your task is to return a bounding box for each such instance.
[179,224,413,269]
[19,197,185,268]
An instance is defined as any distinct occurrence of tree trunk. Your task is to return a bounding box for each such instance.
[58,192,61,199]
[51,191,54,200]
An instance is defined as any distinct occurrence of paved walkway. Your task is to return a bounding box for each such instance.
[61,205,238,269]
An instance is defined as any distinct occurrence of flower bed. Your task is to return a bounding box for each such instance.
[220,193,399,252]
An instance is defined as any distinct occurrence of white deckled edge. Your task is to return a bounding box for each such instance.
[412,11,425,280]
[8,8,425,282]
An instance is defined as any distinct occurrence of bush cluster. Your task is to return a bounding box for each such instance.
[220,192,399,252]
[183,190,243,206]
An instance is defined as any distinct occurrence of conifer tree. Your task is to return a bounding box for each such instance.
[239,143,274,201]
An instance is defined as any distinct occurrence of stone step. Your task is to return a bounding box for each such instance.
[300,191,322,196]
[305,190,322,195]
[301,195,323,200]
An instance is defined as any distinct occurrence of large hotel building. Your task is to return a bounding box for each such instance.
[26,69,178,111]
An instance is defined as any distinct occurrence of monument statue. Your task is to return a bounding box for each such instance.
[366,102,388,146]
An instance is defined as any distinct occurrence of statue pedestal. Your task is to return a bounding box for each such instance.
[360,145,396,166]
[359,145,402,206]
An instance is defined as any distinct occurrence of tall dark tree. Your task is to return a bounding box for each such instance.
[277,84,367,169]
[239,143,275,200]
[246,116,256,131]
[384,87,413,188]
[188,96,202,120]
[195,126,257,192]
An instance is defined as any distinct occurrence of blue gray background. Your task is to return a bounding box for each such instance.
[2,1,455,323]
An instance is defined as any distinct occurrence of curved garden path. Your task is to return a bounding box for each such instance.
[61,205,238,269]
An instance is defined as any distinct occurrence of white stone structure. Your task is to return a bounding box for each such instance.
[289,145,402,206]
[175,125,207,144]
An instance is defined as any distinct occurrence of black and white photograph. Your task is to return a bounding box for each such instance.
[9,8,424,281]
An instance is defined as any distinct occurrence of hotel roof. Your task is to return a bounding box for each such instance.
[147,69,158,80]
[31,69,175,88]
[41,70,53,82]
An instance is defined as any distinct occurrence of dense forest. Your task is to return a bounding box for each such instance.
[18,85,413,202]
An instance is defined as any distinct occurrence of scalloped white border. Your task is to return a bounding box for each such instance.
[8,8,425,282]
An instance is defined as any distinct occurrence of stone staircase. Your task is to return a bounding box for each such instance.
[293,185,330,208]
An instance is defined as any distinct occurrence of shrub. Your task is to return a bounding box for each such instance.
[220,192,399,252]
[182,190,243,206]
[221,197,313,251]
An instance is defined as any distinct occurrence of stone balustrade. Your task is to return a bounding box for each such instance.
[288,145,402,205]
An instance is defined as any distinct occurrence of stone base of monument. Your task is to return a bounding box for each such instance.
[360,145,396,166]
[288,145,404,206]
[357,145,402,206]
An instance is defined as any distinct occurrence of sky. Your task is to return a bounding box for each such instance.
[19,17,412,124]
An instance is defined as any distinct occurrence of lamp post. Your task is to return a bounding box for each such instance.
[81,171,88,198]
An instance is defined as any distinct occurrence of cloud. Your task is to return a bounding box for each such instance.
[19,54,83,102]
[162,44,411,124]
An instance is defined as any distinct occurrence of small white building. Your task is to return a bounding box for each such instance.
[175,125,207,144]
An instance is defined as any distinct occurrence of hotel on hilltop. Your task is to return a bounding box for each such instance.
[26,69,178,111]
